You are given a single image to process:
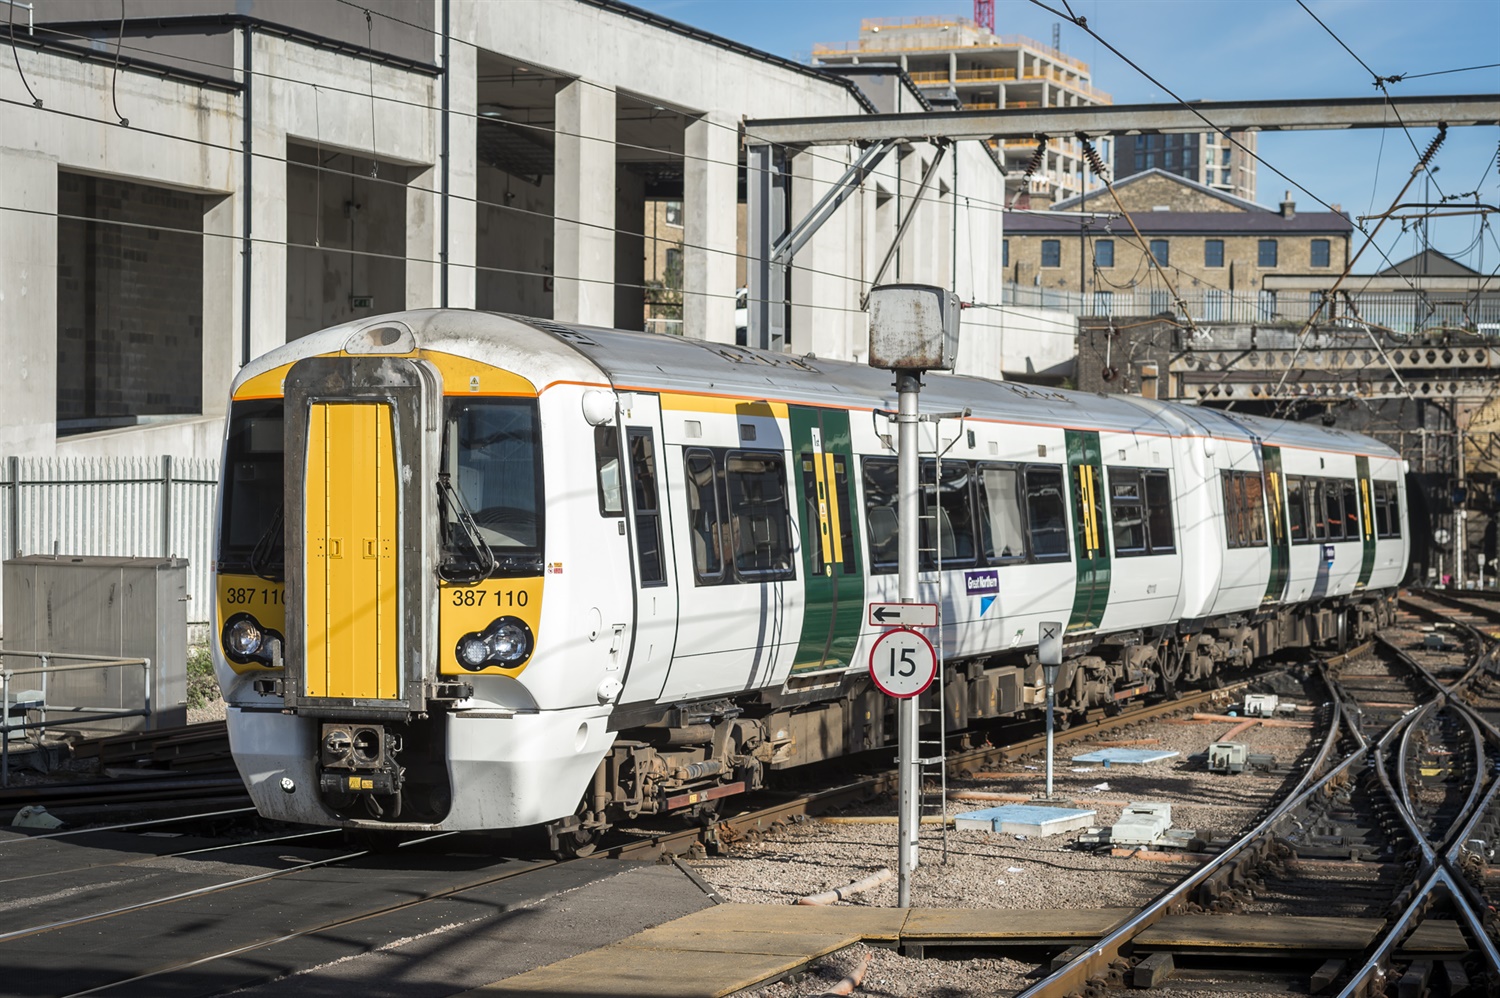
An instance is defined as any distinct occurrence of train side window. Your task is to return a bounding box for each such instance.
[977,464,1027,563]
[626,428,666,586]
[863,457,899,574]
[1222,470,1268,549]
[1342,480,1360,538]
[725,451,795,582]
[1023,464,1070,560]
[1375,480,1401,538]
[1143,470,1176,554]
[1108,469,1147,555]
[594,425,623,516]
[1307,479,1328,541]
[684,448,724,585]
[831,456,857,573]
[1287,476,1308,542]
[1322,477,1344,540]
[923,459,977,568]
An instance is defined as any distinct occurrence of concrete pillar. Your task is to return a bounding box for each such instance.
[446,40,478,308]
[684,113,738,344]
[0,151,58,456]
[554,79,616,326]
[790,148,852,358]
[407,165,439,308]
[202,196,236,417]
[948,52,956,86]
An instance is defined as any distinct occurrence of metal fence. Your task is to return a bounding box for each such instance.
[1,456,218,626]
[1001,283,1500,334]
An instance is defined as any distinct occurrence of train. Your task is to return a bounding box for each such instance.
[213,309,1409,853]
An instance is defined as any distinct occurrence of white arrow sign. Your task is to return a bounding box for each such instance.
[868,628,938,699]
[867,602,939,628]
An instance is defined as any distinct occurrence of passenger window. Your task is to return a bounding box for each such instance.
[1109,470,1147,555]
[626,428,665,586]
[1287,477,1307,542]
[1343,480,1360,538]
[1222,470,1267,549]
[977,464,1027,562]
[725,451,794,581]
[863,458,899,573]
[1024,465,1070,560]
[594,425,623,516]
[923,460,977,567]
[1309,480,1329,541]
[684,449,724,584]
[1323,479,1344,540]
[1143,470,1175,553]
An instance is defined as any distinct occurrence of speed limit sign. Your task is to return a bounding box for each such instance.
[869,628,938,698]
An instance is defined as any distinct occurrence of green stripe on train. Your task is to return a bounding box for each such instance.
[789,406,865,673]
[1065,428,1111,633]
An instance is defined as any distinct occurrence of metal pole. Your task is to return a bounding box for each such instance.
[1045,679,1055,798]
[896,369,921,908]
[1457,421,1468,589]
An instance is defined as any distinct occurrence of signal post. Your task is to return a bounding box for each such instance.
[865,285,961,908]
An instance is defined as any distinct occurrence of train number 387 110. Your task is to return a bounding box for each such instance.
[450,589,530,608]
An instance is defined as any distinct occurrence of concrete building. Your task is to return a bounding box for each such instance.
[2,0,1070,464]
[811,16,1111,202]
[1113,131,1258,203]
[1002,170,1352,323]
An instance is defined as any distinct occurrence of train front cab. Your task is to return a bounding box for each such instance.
[215,325,616,833]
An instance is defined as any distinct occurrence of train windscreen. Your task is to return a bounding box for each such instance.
[219,399,285,579]
[441,398,545,576]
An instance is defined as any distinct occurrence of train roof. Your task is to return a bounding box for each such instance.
[232,309,1398,461]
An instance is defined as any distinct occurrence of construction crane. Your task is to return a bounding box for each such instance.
[975,0,994,33]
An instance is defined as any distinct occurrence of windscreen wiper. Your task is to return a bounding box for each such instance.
[437,473,497,584]
[249,504,285,582]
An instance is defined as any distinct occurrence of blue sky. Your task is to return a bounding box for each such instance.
[633,0,1500,274]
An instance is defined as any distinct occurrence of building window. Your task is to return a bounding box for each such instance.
[1311,239,1330,267]
[1134,153,1145,170]
[1164,150,1176,169]
[1222,148,1232,165]
[1135,135,1146,149]
[1095,239,1114,267]
[1149,240,1169,267]
[1258,239,1278,267]
[664,201,683,226]
[665,246,682,275]
[1204,239,1224,267]
[1003,239,1009,268]
[1041,239,1061,267]
[1145,152,1155,168]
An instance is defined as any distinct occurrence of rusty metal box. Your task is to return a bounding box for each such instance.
[866,284,961,371]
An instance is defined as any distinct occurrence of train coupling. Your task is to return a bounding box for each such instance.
[317,722,404,800]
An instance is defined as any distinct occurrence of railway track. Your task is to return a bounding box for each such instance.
[1018,625,1500,997]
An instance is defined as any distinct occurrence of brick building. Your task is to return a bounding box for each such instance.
[1003,170,1353,323]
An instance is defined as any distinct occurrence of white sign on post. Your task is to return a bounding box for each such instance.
[868,602,939,628]
[868,628,938,699]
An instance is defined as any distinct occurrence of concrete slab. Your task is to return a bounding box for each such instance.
[674,902,908,943]
[469,944,810,997]
[1071,748,1181,764]
[953,804,1096,836]
[902,907,1133,943]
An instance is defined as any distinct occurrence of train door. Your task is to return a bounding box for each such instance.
[1261,444,1291,604]
[662,401,796,700]
[789,406,864,675]
[614,394,679,704]
[1065,428,1111,634]
[1354,455,1376,590]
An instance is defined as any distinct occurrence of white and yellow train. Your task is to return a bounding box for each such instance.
[214,309,1409,852]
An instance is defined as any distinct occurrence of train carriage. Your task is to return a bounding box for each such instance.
[213,310,1407,850]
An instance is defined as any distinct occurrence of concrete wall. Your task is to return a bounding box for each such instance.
[4,1,1064,466]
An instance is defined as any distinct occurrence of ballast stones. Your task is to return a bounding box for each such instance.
[1070,748,1181,765]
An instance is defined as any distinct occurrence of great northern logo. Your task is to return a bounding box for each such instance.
[964,570,999,595]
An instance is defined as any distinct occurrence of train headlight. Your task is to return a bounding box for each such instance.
[455,616,534,671]
[222,612,283,666]
[225,613,263,658]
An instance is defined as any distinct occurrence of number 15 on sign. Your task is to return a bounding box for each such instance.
[869,628,938,698]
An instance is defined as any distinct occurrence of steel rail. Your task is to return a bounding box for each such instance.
[1014,671,1357,998]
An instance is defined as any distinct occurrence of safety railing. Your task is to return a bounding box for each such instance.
[1,651,153,786]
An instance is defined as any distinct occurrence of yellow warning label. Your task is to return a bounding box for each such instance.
[348,776,360,790]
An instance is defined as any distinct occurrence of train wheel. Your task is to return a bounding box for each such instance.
[545,811,599,859]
